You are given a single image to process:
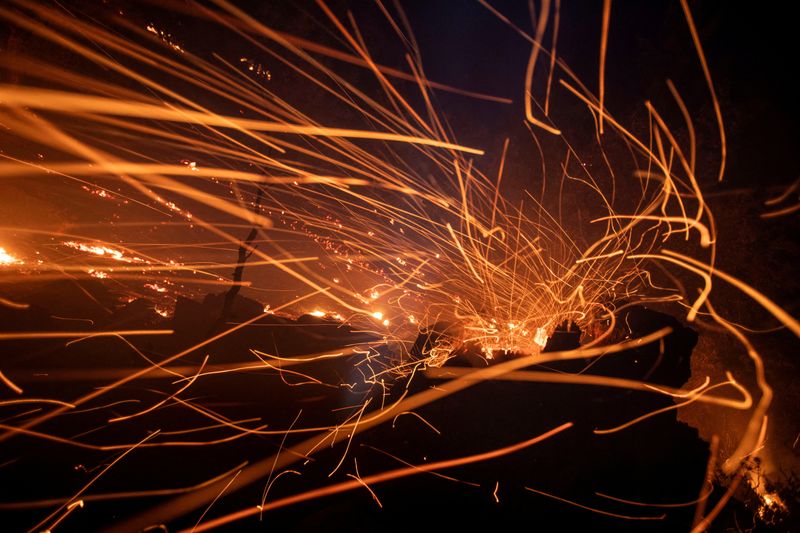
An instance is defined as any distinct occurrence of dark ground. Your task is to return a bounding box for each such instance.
[0,278,791,532]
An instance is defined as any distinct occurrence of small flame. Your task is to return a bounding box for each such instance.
[144,283,167,293]
[0,247,22,266]
[64,241,147,264]
[534,327,549,349]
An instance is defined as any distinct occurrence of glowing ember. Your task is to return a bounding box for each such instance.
[0,247,22,266]
[533,327,548,349]
[63,241,147,264]
[145,23,184,53]
[239,57,271,80]
[81,185,115,199]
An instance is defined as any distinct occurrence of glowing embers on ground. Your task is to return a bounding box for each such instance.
[464,317,551,359]
[307,309,345,321]
[63,241,148,264]
[0,247,23,266]
[144,283,168,293]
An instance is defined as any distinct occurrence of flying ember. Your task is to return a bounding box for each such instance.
[0,1,797,532]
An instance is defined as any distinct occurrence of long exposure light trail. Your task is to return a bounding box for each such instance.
[0,0,796,530]
[184,421,575,533]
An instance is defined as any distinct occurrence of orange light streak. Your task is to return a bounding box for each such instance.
[183,422,573,532]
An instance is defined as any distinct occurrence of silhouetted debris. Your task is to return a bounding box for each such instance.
[106,297,162,329]
[543,319,582,352]
[216,188,263,329]
[0,285,747,532]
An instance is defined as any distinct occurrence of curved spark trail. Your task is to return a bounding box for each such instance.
[0,1,795,531]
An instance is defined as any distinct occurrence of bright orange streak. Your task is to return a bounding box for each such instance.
[544,0,561,116]
[0,398,74,408]
[183,422,573,532]
[424,368,750,411]
[525,486,665,521]
[521,0,561,135]
[0,296,29,310]
[598,0,611,134]
[0,161,370,186]
[661,250,800,337]
[111,331,670,532]
[0,330,174,341]
[764,177,800,206]
[0,86,484,155]
[680,0,726,182]
[0,463,250,510]
[593,379,749,435]
[761,202,800,219]
[30,430,160,532]
[0,370,23,395]
[0,314,266,445]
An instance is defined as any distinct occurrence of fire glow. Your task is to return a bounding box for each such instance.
[0,247,23,266]
[0,1,794,531]
[63,241,147,264]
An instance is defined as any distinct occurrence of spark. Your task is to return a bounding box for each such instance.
[525,486,665,521]
[81,185,114,199]
[0,370,23,395]
[146,24,185,53]
[184,422,574,532]
[0,330,174,341]
[0,2,792,531]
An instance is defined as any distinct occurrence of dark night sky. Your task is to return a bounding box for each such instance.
[228,0,796,181]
